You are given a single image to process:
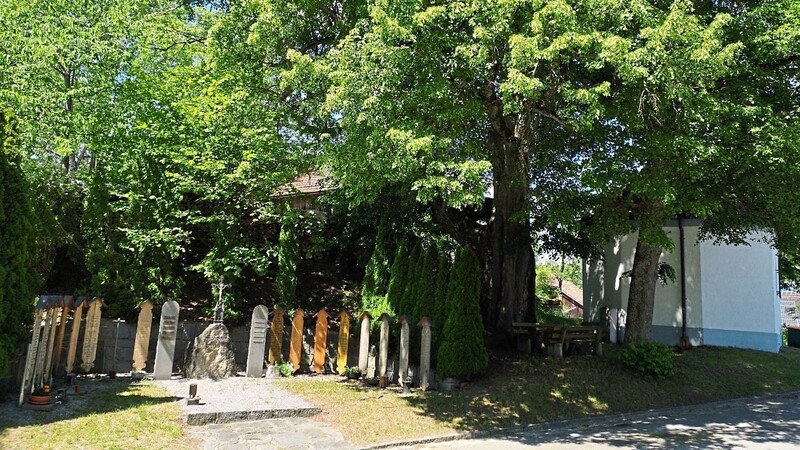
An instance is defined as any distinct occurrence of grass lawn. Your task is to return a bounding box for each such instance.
[278,346,800,445]
[0,380,194,450]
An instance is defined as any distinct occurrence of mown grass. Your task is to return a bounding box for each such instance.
[278,346,800,445]
[0,380,193,450]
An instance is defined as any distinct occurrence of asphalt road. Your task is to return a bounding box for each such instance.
[404,392,800,449]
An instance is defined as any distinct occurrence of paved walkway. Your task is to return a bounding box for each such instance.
[395,392,800,449]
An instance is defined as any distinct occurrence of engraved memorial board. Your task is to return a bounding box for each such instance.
[52,298,72,376]
[398,316,410,384]
[313,309,329,374]
[80,299,103,372]
[34,309,53,383]
[358,312,371,373]
[268,307,286,364]
[288,309,305,372]
[378,314,390,378]
[153,300,180,380]
[44,306,62,381]
[246,305,269,377]
[132,301,154,371]
[418,317,432,391]
[336,311,350,375]
[65,300,85,373]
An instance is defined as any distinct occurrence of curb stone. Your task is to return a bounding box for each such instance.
[359,390,800,449]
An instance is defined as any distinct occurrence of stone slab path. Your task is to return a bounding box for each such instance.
[156,377,321,425]
[187,417,351,450]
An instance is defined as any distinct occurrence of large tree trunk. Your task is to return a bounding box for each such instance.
[485,124,535,343]
[624,229,663,345]
[476,78,536,345]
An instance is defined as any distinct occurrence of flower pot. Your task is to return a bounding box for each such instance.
[28,394,52,405]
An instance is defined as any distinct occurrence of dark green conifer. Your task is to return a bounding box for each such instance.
[437,247,488,379]
[384,241,409,312]
[0,110,39,376]
[361,215,392,298]
[398,241,422,317]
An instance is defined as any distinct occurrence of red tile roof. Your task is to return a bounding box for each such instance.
[273,171,335,198]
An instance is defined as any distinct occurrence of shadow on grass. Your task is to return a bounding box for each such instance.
[483,394,800,449]
[399,346,800,447]
[0,377,176,432]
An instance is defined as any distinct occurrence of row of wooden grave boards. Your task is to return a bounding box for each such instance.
[19,296,436,408]
[149,301,434,391]
[19,296,105,407]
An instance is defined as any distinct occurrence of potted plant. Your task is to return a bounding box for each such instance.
[342,366,361,380]
[28,387,52,405]
[131,365,146,380]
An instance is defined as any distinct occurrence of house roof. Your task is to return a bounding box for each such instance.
[559,280,584,308]
[273,171,335,198]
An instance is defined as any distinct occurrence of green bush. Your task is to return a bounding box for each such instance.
[437,248,488,379]
[276,217,299,308]
[622,341,676,380]
[0,109,39,377]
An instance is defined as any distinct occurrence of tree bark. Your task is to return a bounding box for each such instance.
[478,80,536,344]
[624,229,662,345]
[485,124,535,343]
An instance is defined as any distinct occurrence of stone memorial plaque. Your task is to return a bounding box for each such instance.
[132,301,154,372]
[52,298,72,376]
[35,309,53,384]
[43,306,62,381]
[378,314,390,378]
[288,309,305,372]
[336,311,350,375]
[418,317,432,391]
[65,301,85,374]
[153,300,180,380]
[398,316,410,385]
[313,309,329,374]
[268,307,285,364]
[80,299,103,373]
[358,312,371,373]
[246,305,269,378]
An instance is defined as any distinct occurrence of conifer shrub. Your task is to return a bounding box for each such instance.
[0,110,38,376]
[276,217,299,308]
[385,241,409,313]
[361,215,392,298]
[437,248,488,379]
[398,241,422,317]
[431,249,451,363]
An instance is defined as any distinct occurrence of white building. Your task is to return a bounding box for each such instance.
[583,219,782,353]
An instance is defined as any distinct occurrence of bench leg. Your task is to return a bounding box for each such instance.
[548,343,564,358]
[516,335,531,355]
[594,341,603,356]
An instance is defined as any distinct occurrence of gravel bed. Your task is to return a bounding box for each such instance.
[155,376,320,425]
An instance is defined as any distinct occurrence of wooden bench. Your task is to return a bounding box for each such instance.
[513,323,603,357]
